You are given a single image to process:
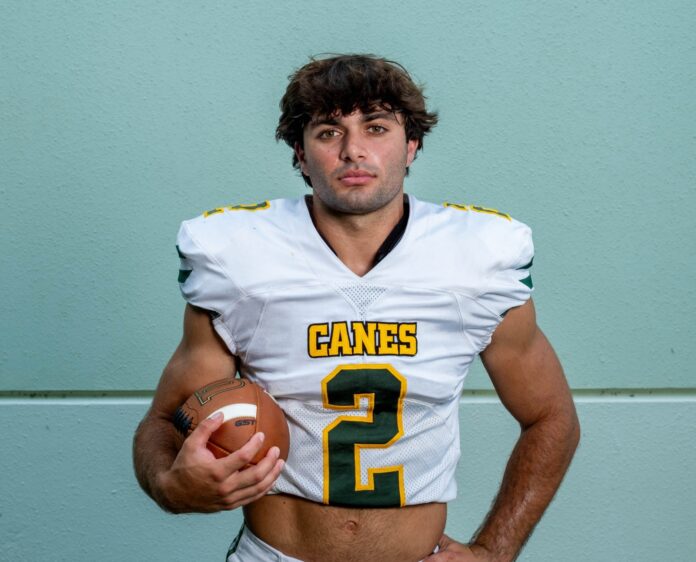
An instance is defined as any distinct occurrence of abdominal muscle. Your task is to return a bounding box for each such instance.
[244,494,446,562]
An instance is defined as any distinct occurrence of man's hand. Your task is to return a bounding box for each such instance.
[156,412,285,513]
[133,304,288,514]
[424,534,493,561]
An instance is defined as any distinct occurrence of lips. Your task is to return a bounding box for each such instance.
[338,169,375,186]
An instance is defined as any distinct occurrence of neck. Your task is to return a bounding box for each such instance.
[309,193,405,277]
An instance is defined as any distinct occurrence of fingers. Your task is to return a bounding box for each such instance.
[423,536,483,561]
[219,456,285,510]
[230,445,281,487]
[219,431,269,471]
[211,446,284,510]
[194,435,283,509]
[168,427,285,512]
[422,534,446,559]
[186,412,225,448]
[221,443,281,492]
[438,534,452,549]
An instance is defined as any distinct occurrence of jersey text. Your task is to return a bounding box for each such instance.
[308,322,417,358]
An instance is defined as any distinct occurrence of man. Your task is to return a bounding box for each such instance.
[133,54,579,561]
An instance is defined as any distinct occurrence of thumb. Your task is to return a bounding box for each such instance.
[187,412,225,447]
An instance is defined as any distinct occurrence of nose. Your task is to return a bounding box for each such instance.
[339,131,366,162]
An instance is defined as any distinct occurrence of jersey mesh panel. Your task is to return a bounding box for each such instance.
[338,285,389,318]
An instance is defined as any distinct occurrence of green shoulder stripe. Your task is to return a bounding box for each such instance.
[517,257,534,270]
[178,269,192,283]
[176,245,191,283]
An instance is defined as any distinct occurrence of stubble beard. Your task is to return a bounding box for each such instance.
[313,179,403,216]
[310,156,409,216]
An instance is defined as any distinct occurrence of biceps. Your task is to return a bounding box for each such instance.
[149,305,237,419]
[481,304,572,427]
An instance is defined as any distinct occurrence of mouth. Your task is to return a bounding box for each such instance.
[338,169,376,186]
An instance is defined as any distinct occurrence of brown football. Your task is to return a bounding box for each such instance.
[173,378,289,464]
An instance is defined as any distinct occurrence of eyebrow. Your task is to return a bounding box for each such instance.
[363,111,400,123]
[309,116,339,127]
[309,111,400,128]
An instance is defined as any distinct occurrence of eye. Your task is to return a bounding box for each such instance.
[317,128,340,139]
[367,124,388,134]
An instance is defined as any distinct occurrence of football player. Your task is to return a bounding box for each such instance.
[133,54,580,562]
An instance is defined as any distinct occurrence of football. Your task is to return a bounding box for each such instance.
[173,377,289,464]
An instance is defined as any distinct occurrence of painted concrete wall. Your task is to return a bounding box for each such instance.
[2,2,694,560]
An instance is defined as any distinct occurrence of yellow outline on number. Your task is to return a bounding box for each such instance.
[321,364,407,506]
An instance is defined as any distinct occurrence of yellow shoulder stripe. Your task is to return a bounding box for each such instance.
[443,202,511,221]
[203,200,270,218]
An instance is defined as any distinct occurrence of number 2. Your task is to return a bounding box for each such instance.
[321,364,407,507]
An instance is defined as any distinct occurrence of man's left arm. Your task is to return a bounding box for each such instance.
[428,298,580,561]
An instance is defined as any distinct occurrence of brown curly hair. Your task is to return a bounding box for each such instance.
[276,54,438,184]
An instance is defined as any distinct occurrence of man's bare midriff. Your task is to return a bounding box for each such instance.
[244,494,446,562]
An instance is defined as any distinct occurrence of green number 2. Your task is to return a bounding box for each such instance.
[321,364,407,507]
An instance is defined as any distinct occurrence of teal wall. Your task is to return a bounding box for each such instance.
[2,2,694,560]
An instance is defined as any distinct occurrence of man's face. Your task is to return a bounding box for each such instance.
[295,108,419,215]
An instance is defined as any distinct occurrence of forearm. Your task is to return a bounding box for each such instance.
[132,411,183,511]
[471,410,580,561]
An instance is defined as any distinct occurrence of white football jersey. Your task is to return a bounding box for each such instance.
[176,195,533,507]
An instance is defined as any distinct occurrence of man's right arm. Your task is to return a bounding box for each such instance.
[132,304,284,513]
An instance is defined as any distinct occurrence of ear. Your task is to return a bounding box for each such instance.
[406,139,419,167]
[294,142,308,175]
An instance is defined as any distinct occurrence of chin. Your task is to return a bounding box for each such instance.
[330,194,388,215]
[319,185,401,216]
